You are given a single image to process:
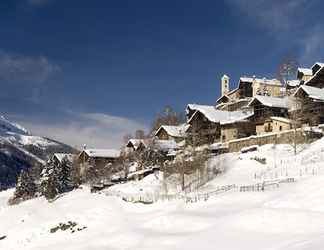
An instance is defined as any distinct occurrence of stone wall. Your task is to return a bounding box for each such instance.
[227,128,311,153]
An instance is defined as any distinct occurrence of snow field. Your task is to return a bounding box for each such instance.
[2,138,324,249]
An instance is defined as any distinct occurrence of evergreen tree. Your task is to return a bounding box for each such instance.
[40,157,59,200]
[9,169,37,205]
[43,174,58,200]
[40,155,74,200]
[57,157,73,193]
[15,170,36,198]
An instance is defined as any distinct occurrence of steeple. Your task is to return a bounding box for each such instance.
[221,74,230,96]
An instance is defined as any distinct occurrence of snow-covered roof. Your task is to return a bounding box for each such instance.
[294,85,324,102]
[153,139,179,152]
[297,67,312,76]
[269,117,294,124]
[286,80,300,88]
[126,139,147,150]
[305,63,324,86]
[240,77,254,83]
[311,62,324,72]
[187,103,212,113]
[126,168,156,179]
[227,87,239,96]
[54,153,74,163]
[303,126,324,134]
[84,149,120,158]
[240,145,258,153]
[220,112,253,125]
[248,96,289,109]
[155,124,189,138]
[210,142,228,150]
[187,104,216,119]
[216,94,230,104]
[313,62,324,67]
[216,88,239,104]
[187,104,253,125]
[240,77,281,86]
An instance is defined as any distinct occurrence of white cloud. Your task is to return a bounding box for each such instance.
[17,112,149,149]
[0,51,60,84]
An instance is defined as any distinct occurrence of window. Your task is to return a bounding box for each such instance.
[222,135,226,141]
[279,126,282,131]
[264,123,272,132]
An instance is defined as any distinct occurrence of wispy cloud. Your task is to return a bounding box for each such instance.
[226,0,308,34]
[0,51,60,84]
[17,112,149,149]
[0,50,60,103]
[299,26,324,65]
[226,0,323,64]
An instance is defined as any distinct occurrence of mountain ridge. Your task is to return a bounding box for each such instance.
[0,116,76,190]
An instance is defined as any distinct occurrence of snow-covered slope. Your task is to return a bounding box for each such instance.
[0,116,29,136]
[2,139,324,249]
[0,116,75,190]
[0,115,60,150]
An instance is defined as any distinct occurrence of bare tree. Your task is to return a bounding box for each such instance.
[151,105,186,133]
[71,155,82,186]
[276,55,300,154]
[123,133,132,144]
[288,95,303,155]
[135,129,145,139]
[164,146,210,192]
[277,56,299,86]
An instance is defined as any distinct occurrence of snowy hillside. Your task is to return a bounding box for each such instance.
[0,116,75,190]
[0,115,61,150]
[2,139,324,249]
[0,116,29,136]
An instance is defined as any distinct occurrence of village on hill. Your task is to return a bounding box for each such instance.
[7,61,324,204]
[4,0,324,249]
[4,62,324,250]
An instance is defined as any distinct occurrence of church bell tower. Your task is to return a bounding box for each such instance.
[221,74,230,96]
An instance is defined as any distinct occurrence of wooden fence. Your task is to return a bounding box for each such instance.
[185,184,237,203]
[105,177,296,204]
[183,172,217,194]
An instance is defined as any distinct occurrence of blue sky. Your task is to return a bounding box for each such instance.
[0,0,323,148]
